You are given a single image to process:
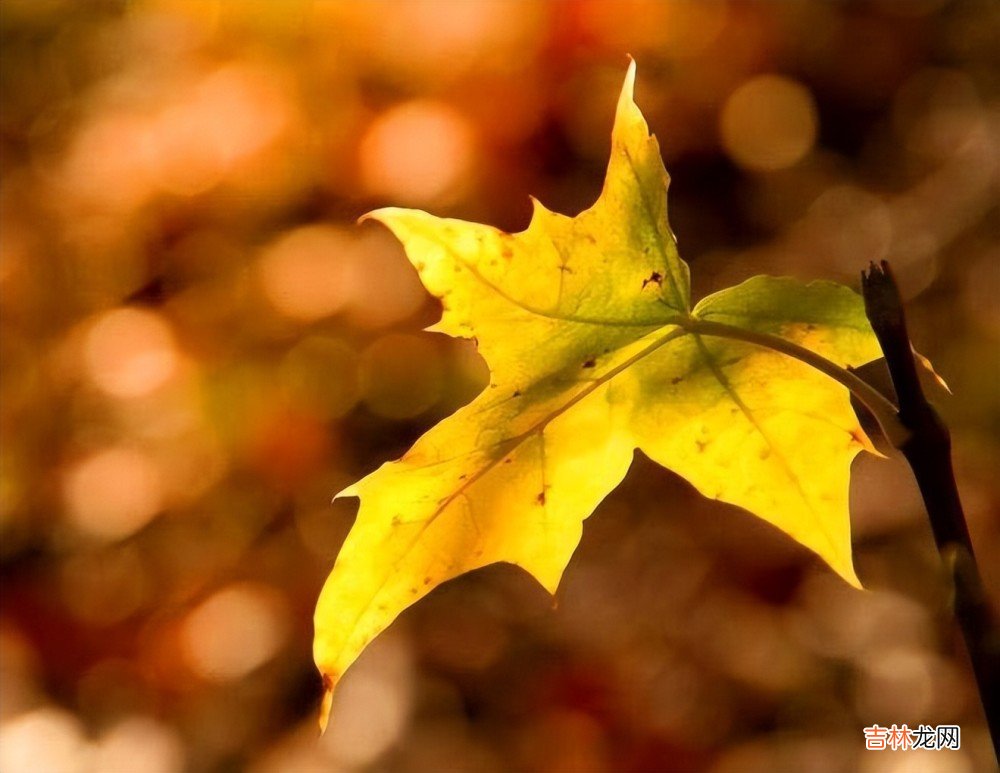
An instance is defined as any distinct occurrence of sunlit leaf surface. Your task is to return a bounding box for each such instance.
[315,62,883,725]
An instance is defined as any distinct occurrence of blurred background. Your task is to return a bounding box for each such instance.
[1,0,998,770]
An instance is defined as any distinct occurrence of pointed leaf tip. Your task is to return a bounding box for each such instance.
[358,207,397,227]
[332,482,359,502]
[317,678,335,734]
[357,208,395,227]
[617,58,638,115]
[912,347,952,394]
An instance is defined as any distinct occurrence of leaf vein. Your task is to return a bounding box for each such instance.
[688,333,842,563]
[619,144,687,312]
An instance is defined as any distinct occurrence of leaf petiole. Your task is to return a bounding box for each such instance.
[667,314,908,448]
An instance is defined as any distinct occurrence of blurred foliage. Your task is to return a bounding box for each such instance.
[0,1,998,771]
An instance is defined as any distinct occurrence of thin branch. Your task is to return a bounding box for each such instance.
[861,260,999,760]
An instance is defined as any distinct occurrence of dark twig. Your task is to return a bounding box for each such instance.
[861,260,1000,758]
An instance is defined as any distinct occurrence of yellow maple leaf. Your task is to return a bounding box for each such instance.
[314,61,888,728]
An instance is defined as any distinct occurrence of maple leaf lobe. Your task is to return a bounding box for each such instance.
[315,62,883,730]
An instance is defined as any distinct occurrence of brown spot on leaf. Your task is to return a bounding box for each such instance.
[513,390,521,397]
[695,439,709,453]
[536,491,546,505]
[849,428,866,446]
[642,271,663,290]
[671,376,684,385]
[582,358,596,368]
[423,576,432,585]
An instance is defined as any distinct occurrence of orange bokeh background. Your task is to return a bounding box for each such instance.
[2,1,998,770]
